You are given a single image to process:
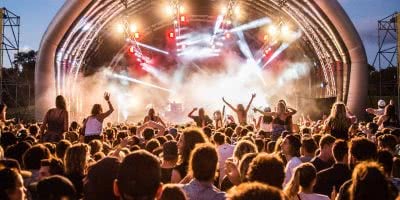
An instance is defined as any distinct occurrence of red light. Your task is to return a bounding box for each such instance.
[134,32,140,39]
[180,15,186,22]
[129,46,135,53]
[169,32,175,38]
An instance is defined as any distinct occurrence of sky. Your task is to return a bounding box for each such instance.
[0,0,399,68]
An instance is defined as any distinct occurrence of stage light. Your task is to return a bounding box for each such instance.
[129,24,137,33]
[165,5,173,16]
[234,6,241,16]
[129,46,135,54]
[169,32,175,38]
[226,20,232,25]
[173,20,178,25]
[263,35,268,41]
[281,25,290,35]
[225,32,231,39]
[134,32,140,39]
[268,25,278,36]
[179,6,185,14]
[180,15,186,22]
[221,7,227,15]
[116,23,124,33]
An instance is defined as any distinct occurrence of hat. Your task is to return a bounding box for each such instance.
[162,141,178,160]
[378,99,386,108]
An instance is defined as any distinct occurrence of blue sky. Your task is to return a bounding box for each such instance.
[1,0,399,67]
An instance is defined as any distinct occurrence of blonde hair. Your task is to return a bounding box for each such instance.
[64,143,90,175]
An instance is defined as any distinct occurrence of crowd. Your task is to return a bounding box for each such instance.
[0,93,399,200]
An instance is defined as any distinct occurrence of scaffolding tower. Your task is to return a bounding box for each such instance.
[0,8,20,101]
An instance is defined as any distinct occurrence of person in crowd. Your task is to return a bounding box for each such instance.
[314,140,351,196]
[377,150,400,190]
[226,182,286,200]
[161,141,178,184]
[366,99,386,117]
[377,104,400,130]
[246,153,285,188]
[222,93,256,125]
[35,175,76,200]
[213,132,234,184]
[113,150,161,200]
[213,110,224,129]
[254,101,297,140]
[187,107,213,128]
[171,128,208,183]
[284,163,330,200]
[40,95,69,142]
[337,138,378,200]
[38,158,64,181]
[182,143,225,200]
[144,108,166,127]
[55,140,71,159]
[160,184,187,200]
[323,102,352,140]
[22,144,51,187]
[64,143,90,198]
[300,137,317,162]
[84,157,120,200]
[255,107,273,133]
[282,135,303,187]
[349,161,396,200]
[0,168,27,200]
[310,135,335,172]
[82,92,114,143]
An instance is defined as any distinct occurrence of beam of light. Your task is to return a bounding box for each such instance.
[213,15,224,35]
[229,17,271,33]
[141,63,170,84]
[135,42,170,55]
[109,73,174,93]
[177,33,213,46]
[177,46,220,60]
[236,31,253,59]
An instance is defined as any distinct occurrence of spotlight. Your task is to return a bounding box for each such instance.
[268,25,278,36]
[129,46,135,54]
[165,5,173,16]
[226,20,232,25]
[134,32,140,39]
[129,24,137,33]
[169,31,175,38]
[116,23,124,33]
[281,25,290,35]
[179,6,185,14]
[221,7,227,15]
[234,6,241,16]
[180,15,186,22]
[225,32,231,39]
[173,20,178,25]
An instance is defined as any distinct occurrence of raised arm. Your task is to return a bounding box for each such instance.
[158,116,167,127]
[40,110,49,135]
[253,107,276,117]
[188,108,197,119]
[287,107,297,115]
[98,92,114,121]
[63,111,69,133]
[222,97,237,112]
[245,93,256,112]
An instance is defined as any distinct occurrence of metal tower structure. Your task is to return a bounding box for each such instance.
[373,12,399,97]
[0,8,20,100]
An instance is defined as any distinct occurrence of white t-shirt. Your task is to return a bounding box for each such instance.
[297,192,330,200]
[283,157,302,187]
[217,144,235,183]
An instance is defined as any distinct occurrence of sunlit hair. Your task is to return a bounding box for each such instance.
[148,108,155,116]
[55,95,66,110]
[91,104,102,116]
[326,102,350,132]
[237,104,245,113]
[64,143,90,176]
[284,163,316,199]
[179,128,208,164]
[276,102,286,114]
[350,162,390,200]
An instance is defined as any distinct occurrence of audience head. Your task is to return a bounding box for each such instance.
[162,141,178,162]
[23,144,51,170]
[247,153,285,188]
[377,134,397,153]
[233,140,258,163]
[159,184,187,200]
[281,135,301,158]
[36,175,76,200]
[85,157,121,200]
[91,104,103,115]
[39,158,64,180]
[114,150,161,200]
[178,128,208,164]
[319,135,336,158]
[227,182,285,200]
[284,163,317,198]
[349,138,377,166]
[64,143,90,176]
[55,95,67,110]
[350,162,391,200]
[56,140,71,159]
[332,139,348,163]
[0,168,26,200]
[189,143,218,182]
